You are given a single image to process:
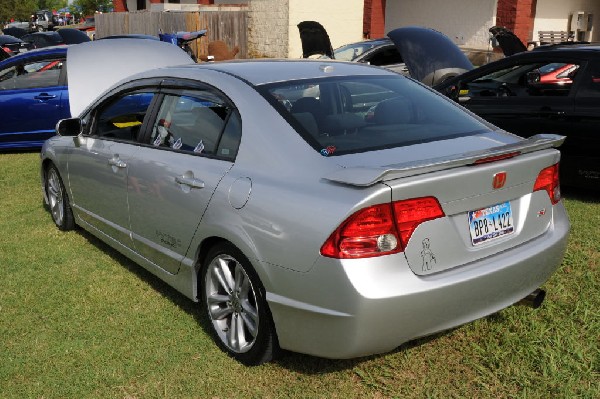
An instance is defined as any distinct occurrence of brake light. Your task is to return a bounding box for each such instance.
[533,164,561,205]
[473,151,521,165]
[320,196,444,259]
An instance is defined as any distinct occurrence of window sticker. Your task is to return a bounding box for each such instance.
[172,137,182,150]
[320,145,336,157]
[194,140,205,154]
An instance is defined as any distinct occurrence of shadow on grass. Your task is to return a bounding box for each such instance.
[73,227,516,374]
[76,228,199,317]
[562,186,600,204]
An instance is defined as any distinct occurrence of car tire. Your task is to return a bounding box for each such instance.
[200,243,279,365]
[45,164,75,231]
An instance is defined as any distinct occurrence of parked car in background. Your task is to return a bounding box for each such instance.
[22,29,90,49]
[299,24,473,86]
[0,35,34,55]
[328,37,407,74]
[42,39,569,365]
[436,44,600,189]
[0,47,68,149]
[34,10,55,32]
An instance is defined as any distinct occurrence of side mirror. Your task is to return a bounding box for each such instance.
[526,70,541,85]
[445,82,461,102]
[56,118,82,137]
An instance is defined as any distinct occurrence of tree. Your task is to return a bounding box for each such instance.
[0,0,37,23]
[72,0,113,17]
[37,0,69,11]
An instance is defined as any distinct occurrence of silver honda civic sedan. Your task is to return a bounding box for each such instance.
[41,40,570,365]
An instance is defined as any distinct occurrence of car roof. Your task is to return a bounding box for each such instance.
[174,59,395,86]
[0,46,67,67]
[531,43,600,53]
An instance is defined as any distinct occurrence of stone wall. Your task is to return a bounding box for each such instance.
[247,0,290,58]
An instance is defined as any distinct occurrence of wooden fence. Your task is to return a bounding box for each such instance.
[95,11,248,59]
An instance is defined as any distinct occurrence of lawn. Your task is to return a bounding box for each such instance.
[1,152,598,398]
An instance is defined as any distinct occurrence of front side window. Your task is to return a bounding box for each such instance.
[92,92,154,142]
[461,60,582,98]
[149,92,240,160]
[0,58,65,90]
[263,75,490,156]
[575,61,600,97]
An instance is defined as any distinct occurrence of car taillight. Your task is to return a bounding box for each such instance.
[533,163,561,205]
[320,196,444,259]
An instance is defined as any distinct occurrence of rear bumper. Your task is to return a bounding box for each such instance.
[266,204,570,359]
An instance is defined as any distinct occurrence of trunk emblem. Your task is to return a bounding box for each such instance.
[492,172,507,189]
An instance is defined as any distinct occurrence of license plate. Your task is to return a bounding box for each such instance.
[468,201,514,245]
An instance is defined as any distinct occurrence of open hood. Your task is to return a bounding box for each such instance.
[489,26,527,56]
[297,21,334,58]
[387,26,473,86]
[67,39,194,117]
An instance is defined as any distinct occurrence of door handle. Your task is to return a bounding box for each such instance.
[108,157,127,168]
[539,107,566,116]
[34,93,57,101]
[175,176,205,189]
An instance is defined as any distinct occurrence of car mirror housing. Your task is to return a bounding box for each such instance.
[526,70,541,85]
[56,118,82,136]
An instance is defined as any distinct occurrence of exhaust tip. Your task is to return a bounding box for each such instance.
[518,288,546,309]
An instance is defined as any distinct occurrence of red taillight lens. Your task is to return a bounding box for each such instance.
[320,196,444,259]
[394,197,445,251]
[533,163,561,205]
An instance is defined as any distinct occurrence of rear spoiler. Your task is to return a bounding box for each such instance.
[323,134,565,187]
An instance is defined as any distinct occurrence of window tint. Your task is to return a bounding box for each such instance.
[150,92,240,160]
[0,58,64,90]
[265,76,489,155]
[462,61,581,98]
[93,92,154,141]
[576,62,600,97]
[365,47,403,66]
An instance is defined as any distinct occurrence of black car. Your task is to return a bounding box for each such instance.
[21,29,90,49]
[436,44,600,189]
[0,35,34,55]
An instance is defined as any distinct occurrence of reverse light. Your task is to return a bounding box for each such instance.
[533,163,561,205]
[320,196,444,259]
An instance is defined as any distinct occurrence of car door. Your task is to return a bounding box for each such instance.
[453,57,580,138]
[567,59,600,187]
[127,85,242,274]
[66,90,157,247]
[0,56,69,148]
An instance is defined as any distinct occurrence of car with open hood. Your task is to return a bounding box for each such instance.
[298,24,473,86]
[436,44,600,190]
[41,39,569,365]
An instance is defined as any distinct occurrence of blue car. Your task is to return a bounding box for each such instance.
[0,47,69,150]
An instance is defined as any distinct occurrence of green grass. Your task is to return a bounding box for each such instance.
[1,152,598,398]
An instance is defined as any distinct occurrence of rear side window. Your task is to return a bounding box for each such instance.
[263,76,489,155]
[0,58,65,90]
[149,92,240,160]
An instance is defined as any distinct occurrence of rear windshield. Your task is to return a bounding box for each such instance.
[261,75,490,156]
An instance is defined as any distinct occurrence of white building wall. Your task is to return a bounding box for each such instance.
[385,0,498,50]
[247,0,290,58]
[288,0,364,58]
[533,0,600,42]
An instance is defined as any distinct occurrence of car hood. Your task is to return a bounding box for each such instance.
[57,28,91,45]
[489,26,527,56]
[67,39,195,117]
[297,21,334,58]
[387,26,473,86]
